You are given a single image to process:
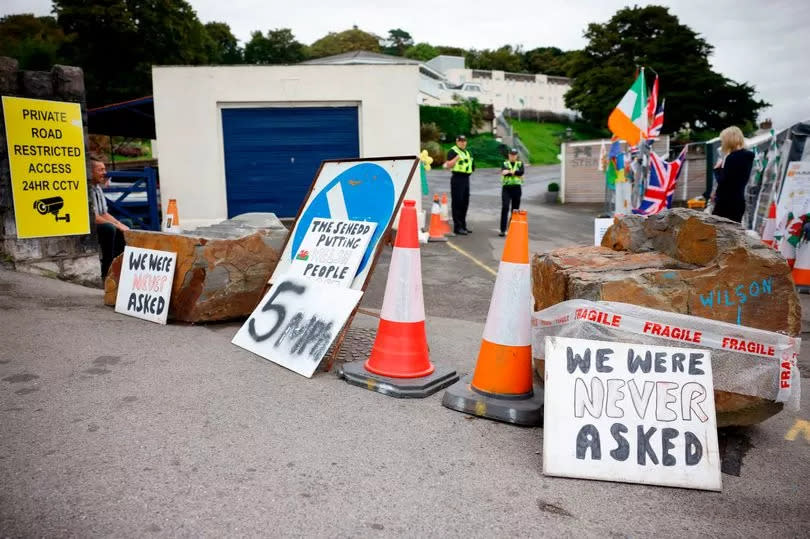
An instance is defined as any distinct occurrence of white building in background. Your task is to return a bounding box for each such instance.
[427,55,573,117]
[152,64,422,227]
[302,52,574,118]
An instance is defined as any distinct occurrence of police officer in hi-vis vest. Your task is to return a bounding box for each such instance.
[499,148,525,236]
[443,134,474,235]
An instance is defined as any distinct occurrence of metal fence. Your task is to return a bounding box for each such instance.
[104,167,160,231]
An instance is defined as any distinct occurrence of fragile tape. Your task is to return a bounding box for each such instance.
[532,300,800,405]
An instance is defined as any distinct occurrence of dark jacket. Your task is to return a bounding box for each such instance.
[712,149,754,223]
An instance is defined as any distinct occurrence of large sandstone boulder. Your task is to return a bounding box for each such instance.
[532,209,800,427]
[104,214,288,322]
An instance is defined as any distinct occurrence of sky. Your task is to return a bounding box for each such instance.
[5,0,810,128]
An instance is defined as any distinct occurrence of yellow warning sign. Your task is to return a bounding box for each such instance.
[2,96,90,239]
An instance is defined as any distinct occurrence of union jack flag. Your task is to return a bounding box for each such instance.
[646,75,659,125]
[648,98,665,137]
[646,75,665,137]
[633,147,687,215]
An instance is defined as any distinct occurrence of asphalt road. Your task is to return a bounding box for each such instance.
[1,164,809,537]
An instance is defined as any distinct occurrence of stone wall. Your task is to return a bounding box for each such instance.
[0,57,99,286]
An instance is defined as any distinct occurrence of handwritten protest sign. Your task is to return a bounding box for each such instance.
[114,246,177,324]
[594,218,613,246]
[776,162,810,228]
[232,275,363,378]
[271,158,417,290]
[543,336,721,491]
[288,218,376,288]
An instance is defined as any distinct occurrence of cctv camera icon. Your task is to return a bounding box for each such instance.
[33,196,70,223]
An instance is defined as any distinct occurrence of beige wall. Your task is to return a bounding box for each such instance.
[561,137,672,204]
[442,68,573,116]
[680,148,709,202]
[152,64,421,227]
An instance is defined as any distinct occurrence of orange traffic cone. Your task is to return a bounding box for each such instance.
[762,202,776,247]
[340,200,459,398]
[792,241,810,286]
[166,198,180,230]
[427,194,448,242]
[439,193,453,236]
[442,210,542,425]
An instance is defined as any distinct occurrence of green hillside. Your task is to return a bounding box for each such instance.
[509,121,607,165]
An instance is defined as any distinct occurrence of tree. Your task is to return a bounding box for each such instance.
[453,96,485,131]
[308,27,381,58]
[466,45,523,73]
[522,47,581,77]
[383,28,413,56]
[564,5,767,133]
[204,22,242,64]
[0,14,69,70]
[404,42,439,62]
[244,28,305,64]
[436,45,465,57]
[54,0,211,106]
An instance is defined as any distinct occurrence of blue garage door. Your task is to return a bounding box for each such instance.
[221,106,359,218]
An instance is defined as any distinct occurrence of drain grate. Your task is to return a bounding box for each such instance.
[321,326,376,371]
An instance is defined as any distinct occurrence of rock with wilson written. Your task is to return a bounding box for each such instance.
[532,208,799,426]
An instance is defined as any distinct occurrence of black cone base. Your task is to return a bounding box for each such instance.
[441,375,543,426]
[339,361,459,399]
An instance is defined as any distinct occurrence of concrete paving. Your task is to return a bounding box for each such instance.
[1,165,809,537]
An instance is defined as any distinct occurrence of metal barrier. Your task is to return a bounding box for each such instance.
[496,113,531,162]
[104,167,160,231]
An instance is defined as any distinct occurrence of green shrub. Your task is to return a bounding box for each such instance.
[421,141,446,166]
[420,122,441,143]
[504,109,573,124]
[419,105,471,140]
[547,182,560,192]
[467,134,507,168]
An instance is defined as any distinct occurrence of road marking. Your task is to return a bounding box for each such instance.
[785,419,810,442]
[446,241,497,277]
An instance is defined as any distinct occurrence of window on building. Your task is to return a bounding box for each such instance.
[472,70,493,80]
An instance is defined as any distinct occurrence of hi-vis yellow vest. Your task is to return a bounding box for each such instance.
[451,146,473,174]
[502,160,523,186]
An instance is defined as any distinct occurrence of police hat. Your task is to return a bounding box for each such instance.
[509,148,518,154]
[456,135,467,141]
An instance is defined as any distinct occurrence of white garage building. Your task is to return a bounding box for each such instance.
[152,64,422,228]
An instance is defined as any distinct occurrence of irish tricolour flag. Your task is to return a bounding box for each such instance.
[608,69,648,146]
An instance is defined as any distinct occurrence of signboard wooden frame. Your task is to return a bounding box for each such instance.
[264,156,419,370]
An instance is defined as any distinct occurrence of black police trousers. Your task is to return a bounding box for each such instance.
[500,184,522,233]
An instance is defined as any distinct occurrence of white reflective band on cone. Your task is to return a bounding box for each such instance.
[762,218,776,241]
[380,247,425,323]
[482,261,531,346]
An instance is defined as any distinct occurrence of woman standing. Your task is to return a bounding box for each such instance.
[712,126,755,223]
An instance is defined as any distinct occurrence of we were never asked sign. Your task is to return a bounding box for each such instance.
[114,246,177,324]
[232,275,363,378]
[288,218,376,288]
[543,336,721,491]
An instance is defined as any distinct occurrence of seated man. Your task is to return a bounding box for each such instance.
[90,159,130,279]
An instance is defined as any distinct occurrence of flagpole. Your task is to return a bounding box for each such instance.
[682,146,689,201]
